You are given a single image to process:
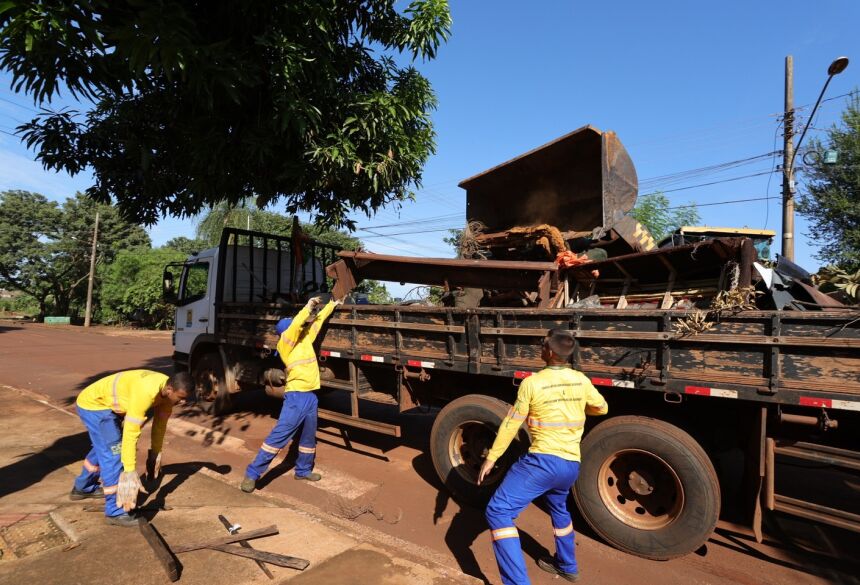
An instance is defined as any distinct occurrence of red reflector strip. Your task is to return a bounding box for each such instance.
[360,354,384,363]
[320,350,341,358]
[800,397,832,408]
[685,386,711,396]
[513,371,533,379]
[406,360,435,368]
[590,377,613,386]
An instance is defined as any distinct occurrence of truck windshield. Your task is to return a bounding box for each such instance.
[179,262,209,303]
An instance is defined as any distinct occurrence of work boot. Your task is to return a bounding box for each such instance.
[69,486,105,500]
[240,476,256,493]
[294,472,322,482]
[537,557,579,582]
[105,514,139,528]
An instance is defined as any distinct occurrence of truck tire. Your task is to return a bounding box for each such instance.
[430,394,529,507]
[192,352,232,416]
[573,416,720,560]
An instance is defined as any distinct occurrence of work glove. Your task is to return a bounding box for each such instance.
[116,471,145,512]
[146,449,162,481]
[305,296,322,311]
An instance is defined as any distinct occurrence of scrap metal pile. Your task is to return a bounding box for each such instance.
[329,126,846,311]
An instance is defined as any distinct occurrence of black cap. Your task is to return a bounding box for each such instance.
[545,328,575,358]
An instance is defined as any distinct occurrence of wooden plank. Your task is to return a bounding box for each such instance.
[139,519,180,582]
[208,544,310,570]
[173,525,278,553]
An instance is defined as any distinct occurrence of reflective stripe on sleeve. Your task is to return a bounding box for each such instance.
[505,407,527,421]
[83,459,100,473]
[111,373,123,412]
[260,443,280,455]
[491,527,519,541]
[553,522,574,537]
[526,418,585,429]
[103,485,118,495]
[285,357,317,369]
[125,415,145,425]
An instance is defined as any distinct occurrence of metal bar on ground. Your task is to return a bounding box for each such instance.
[173,524,278,553]
[207,544,310,570]
[218,514,274,579]
[139,518,180,582]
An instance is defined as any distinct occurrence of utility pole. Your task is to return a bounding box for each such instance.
[781,55,795,261]
[83,211,99,327]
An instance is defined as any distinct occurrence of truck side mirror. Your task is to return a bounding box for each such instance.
[163,270,177,303]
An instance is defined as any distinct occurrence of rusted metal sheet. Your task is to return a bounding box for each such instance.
[327,251,557,306]
[566,237,749,288]
[459,125,637,233]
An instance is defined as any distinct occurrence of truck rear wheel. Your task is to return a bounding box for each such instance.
[430,394,528,507]
[193,352,232,416]
[573,416,720,560]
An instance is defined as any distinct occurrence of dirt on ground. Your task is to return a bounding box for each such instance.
[1,322,858,585]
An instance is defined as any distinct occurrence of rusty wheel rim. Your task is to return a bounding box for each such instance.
[195,367,219,402]
[449,421,501,485]
[597,448,684,530]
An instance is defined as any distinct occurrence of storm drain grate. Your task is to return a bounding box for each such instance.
[0,515,70,559]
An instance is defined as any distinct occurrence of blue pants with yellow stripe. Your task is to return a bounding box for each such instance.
[246,391,318,480]
[486,453,580,585]
[73,406,124,517]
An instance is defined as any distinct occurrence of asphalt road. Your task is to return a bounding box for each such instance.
[1,321,857,585]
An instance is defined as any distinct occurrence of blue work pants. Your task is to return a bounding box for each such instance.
[73,406,124,517]
[485,453,580,585]
[246,391,318,480]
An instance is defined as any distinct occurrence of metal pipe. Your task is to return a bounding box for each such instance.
[764,438,775,511]
[778,412,819,426]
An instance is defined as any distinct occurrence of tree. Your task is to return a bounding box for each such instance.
[100,247,186,328]
[164,236,208,255]
[630,192,700,242]
[797,94,860,271]
[1,1,451,228]
[0,190,149,319]
[195,201,361,250]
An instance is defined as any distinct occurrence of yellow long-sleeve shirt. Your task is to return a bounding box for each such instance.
[276,300,337,392]
[76,370,172,472]
[486,366,608,462]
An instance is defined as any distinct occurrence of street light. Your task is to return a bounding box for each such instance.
[781,56,849,261]
[789,56,850,174]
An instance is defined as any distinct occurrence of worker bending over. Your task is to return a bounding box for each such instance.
[72,369,195,526]
[241,296,341,492]
[478,329,608,584]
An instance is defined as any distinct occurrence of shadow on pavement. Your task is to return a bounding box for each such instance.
[142,461,233,520]
[0,431,90,498]
[254,440,301,489]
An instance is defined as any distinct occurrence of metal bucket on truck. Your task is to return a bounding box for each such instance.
[458,125,638,234]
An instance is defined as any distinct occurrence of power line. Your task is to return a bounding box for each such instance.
[668,196,781,210]
[0,95,37,113]
[641,169,776,197]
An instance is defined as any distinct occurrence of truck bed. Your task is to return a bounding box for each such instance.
[217,302,860,410]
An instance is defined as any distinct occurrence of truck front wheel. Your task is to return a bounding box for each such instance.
[192,352,231,416]
[430,394,529,507]
[573,416,720,560]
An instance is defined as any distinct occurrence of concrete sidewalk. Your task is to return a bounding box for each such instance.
[0,385,478,585]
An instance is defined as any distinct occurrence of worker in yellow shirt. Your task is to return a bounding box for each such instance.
[241,296,341,492]
[72,370,195,526]
[478,329,608,584]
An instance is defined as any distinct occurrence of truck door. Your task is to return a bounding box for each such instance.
[174,260,213,355]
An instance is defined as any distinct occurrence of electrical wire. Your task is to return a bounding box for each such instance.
[668,196,781,210]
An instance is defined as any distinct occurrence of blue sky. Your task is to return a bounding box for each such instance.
[1,1,858,291]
